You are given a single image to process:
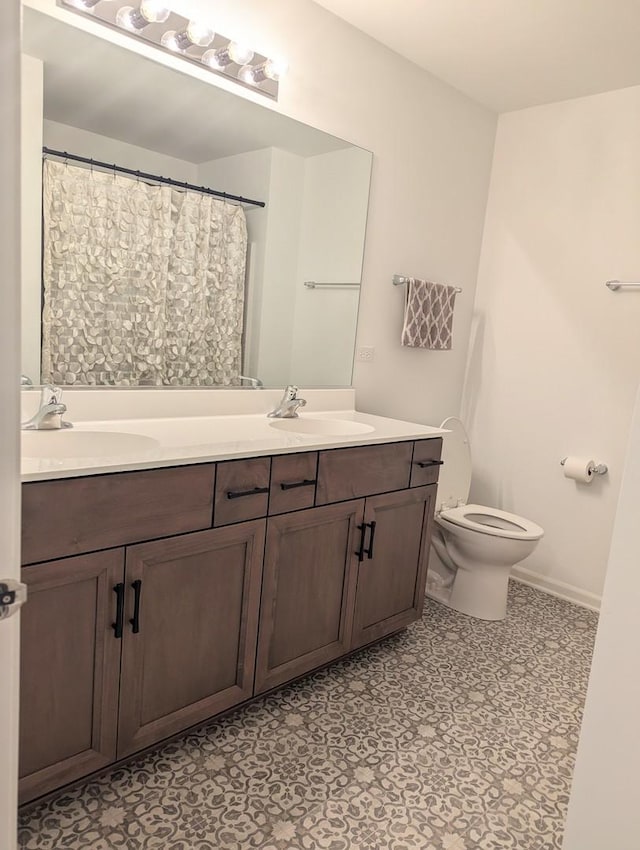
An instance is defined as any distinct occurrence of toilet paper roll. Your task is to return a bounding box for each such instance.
[563,456,594,484]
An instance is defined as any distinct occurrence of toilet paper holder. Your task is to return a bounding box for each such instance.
[560,458,608,475]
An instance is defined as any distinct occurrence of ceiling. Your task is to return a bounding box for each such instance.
[312,0,640,113]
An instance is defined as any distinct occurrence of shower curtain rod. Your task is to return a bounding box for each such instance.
[42,147,266,209]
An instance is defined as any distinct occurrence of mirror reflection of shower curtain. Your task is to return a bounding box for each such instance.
[41,159,247,386]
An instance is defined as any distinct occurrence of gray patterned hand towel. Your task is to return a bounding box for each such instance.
[401,277,458,350]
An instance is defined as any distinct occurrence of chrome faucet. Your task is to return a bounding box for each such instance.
[267,385,307,418]
[21,385,73,431]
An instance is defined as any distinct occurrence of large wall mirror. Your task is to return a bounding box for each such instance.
[21,3,372,388]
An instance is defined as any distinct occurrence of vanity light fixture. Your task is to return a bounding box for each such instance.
[58,0,285,99]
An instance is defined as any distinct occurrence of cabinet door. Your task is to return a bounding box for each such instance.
[117,521,265,757]
[255,501,364,694]
[351,486,435,649]
[19,550,124,804]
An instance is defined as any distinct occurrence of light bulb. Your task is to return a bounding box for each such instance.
[263,57,288,81]
[202,49,225,70]
[228,42,254,65]
[170,20,215,50]
[117,1,170,30]
[116,6,140,30]
[160,30,182,51]
[139,0,170,23]
[185,20,215,46]
[237,64,258,86]
[244,57,288,84]
[203,42,254,71]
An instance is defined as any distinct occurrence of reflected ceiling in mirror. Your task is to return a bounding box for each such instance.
[21,3,372,388]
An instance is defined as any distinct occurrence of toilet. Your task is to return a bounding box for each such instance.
[427,417,543,621]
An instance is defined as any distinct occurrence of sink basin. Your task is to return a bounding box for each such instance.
[269,418,375,436]
[22,430,160,459]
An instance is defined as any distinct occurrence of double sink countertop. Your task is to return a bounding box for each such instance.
[21,389,447,482]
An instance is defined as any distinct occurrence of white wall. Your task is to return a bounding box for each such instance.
[21,54,43,385]
[464,86,640,604]
[43,120,198,181]
[290,147,370,386]
[170,0,497,420]
[562,377,640,848]
[253,148,304,385]
[199,147,305,385]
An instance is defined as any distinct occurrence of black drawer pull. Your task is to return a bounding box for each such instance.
[112,583,125,639]
[356,523,367,561]
[130,579,142,634]
[365,521,377,560]
[415,459,444,469]
[227,486,269,500]
[280,478,317,491]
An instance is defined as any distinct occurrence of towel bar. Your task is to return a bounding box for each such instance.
[605,280,640,291]
[393,274,462,293]
[304,281,361,289]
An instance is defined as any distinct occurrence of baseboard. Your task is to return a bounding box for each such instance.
[511,566,601,612]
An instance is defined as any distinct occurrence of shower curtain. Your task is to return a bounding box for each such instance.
[41,159,248,386]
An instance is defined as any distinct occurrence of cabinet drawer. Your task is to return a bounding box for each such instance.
[214,457,271,526]
[269,452,318,515]
[411,439,444,487]
[316,442,413,505]
[22,465,216,565]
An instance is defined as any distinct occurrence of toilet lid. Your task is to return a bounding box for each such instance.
[437,417,472,511]
[438,504,544,541]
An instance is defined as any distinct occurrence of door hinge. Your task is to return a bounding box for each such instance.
[0,580,27,621]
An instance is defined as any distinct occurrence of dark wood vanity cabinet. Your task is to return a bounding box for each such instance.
[19,437,441,803]
[351,487,435,649]
[19,550,124,803]
[117,521,265,758]
[255,501,362,693]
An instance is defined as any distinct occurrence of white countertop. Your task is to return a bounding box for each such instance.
[21,409,447,482]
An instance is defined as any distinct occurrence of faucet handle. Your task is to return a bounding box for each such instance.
[41,384,63,405]
[283,385,299,400]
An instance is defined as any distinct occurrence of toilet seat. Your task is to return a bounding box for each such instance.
[438,503,544,541]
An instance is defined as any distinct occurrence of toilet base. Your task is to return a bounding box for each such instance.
[427,545,511,621]
[447,562,511,620]
[426,569,510,621]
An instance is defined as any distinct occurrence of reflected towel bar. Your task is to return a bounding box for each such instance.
[304,281,361,289]
[392,274,462,293]
[605,280,640,291]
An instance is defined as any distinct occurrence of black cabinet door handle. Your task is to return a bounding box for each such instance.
[415,459,444,468]
[112,583,125,639]
[130,579,142,634]
[356,523,367,561]
[365,521,377,560]
[227,486,269,500]
[280,478,317,491]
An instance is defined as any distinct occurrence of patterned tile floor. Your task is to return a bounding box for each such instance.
[18,582,598,850]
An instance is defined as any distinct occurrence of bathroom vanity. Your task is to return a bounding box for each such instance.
[18,401,444,804]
